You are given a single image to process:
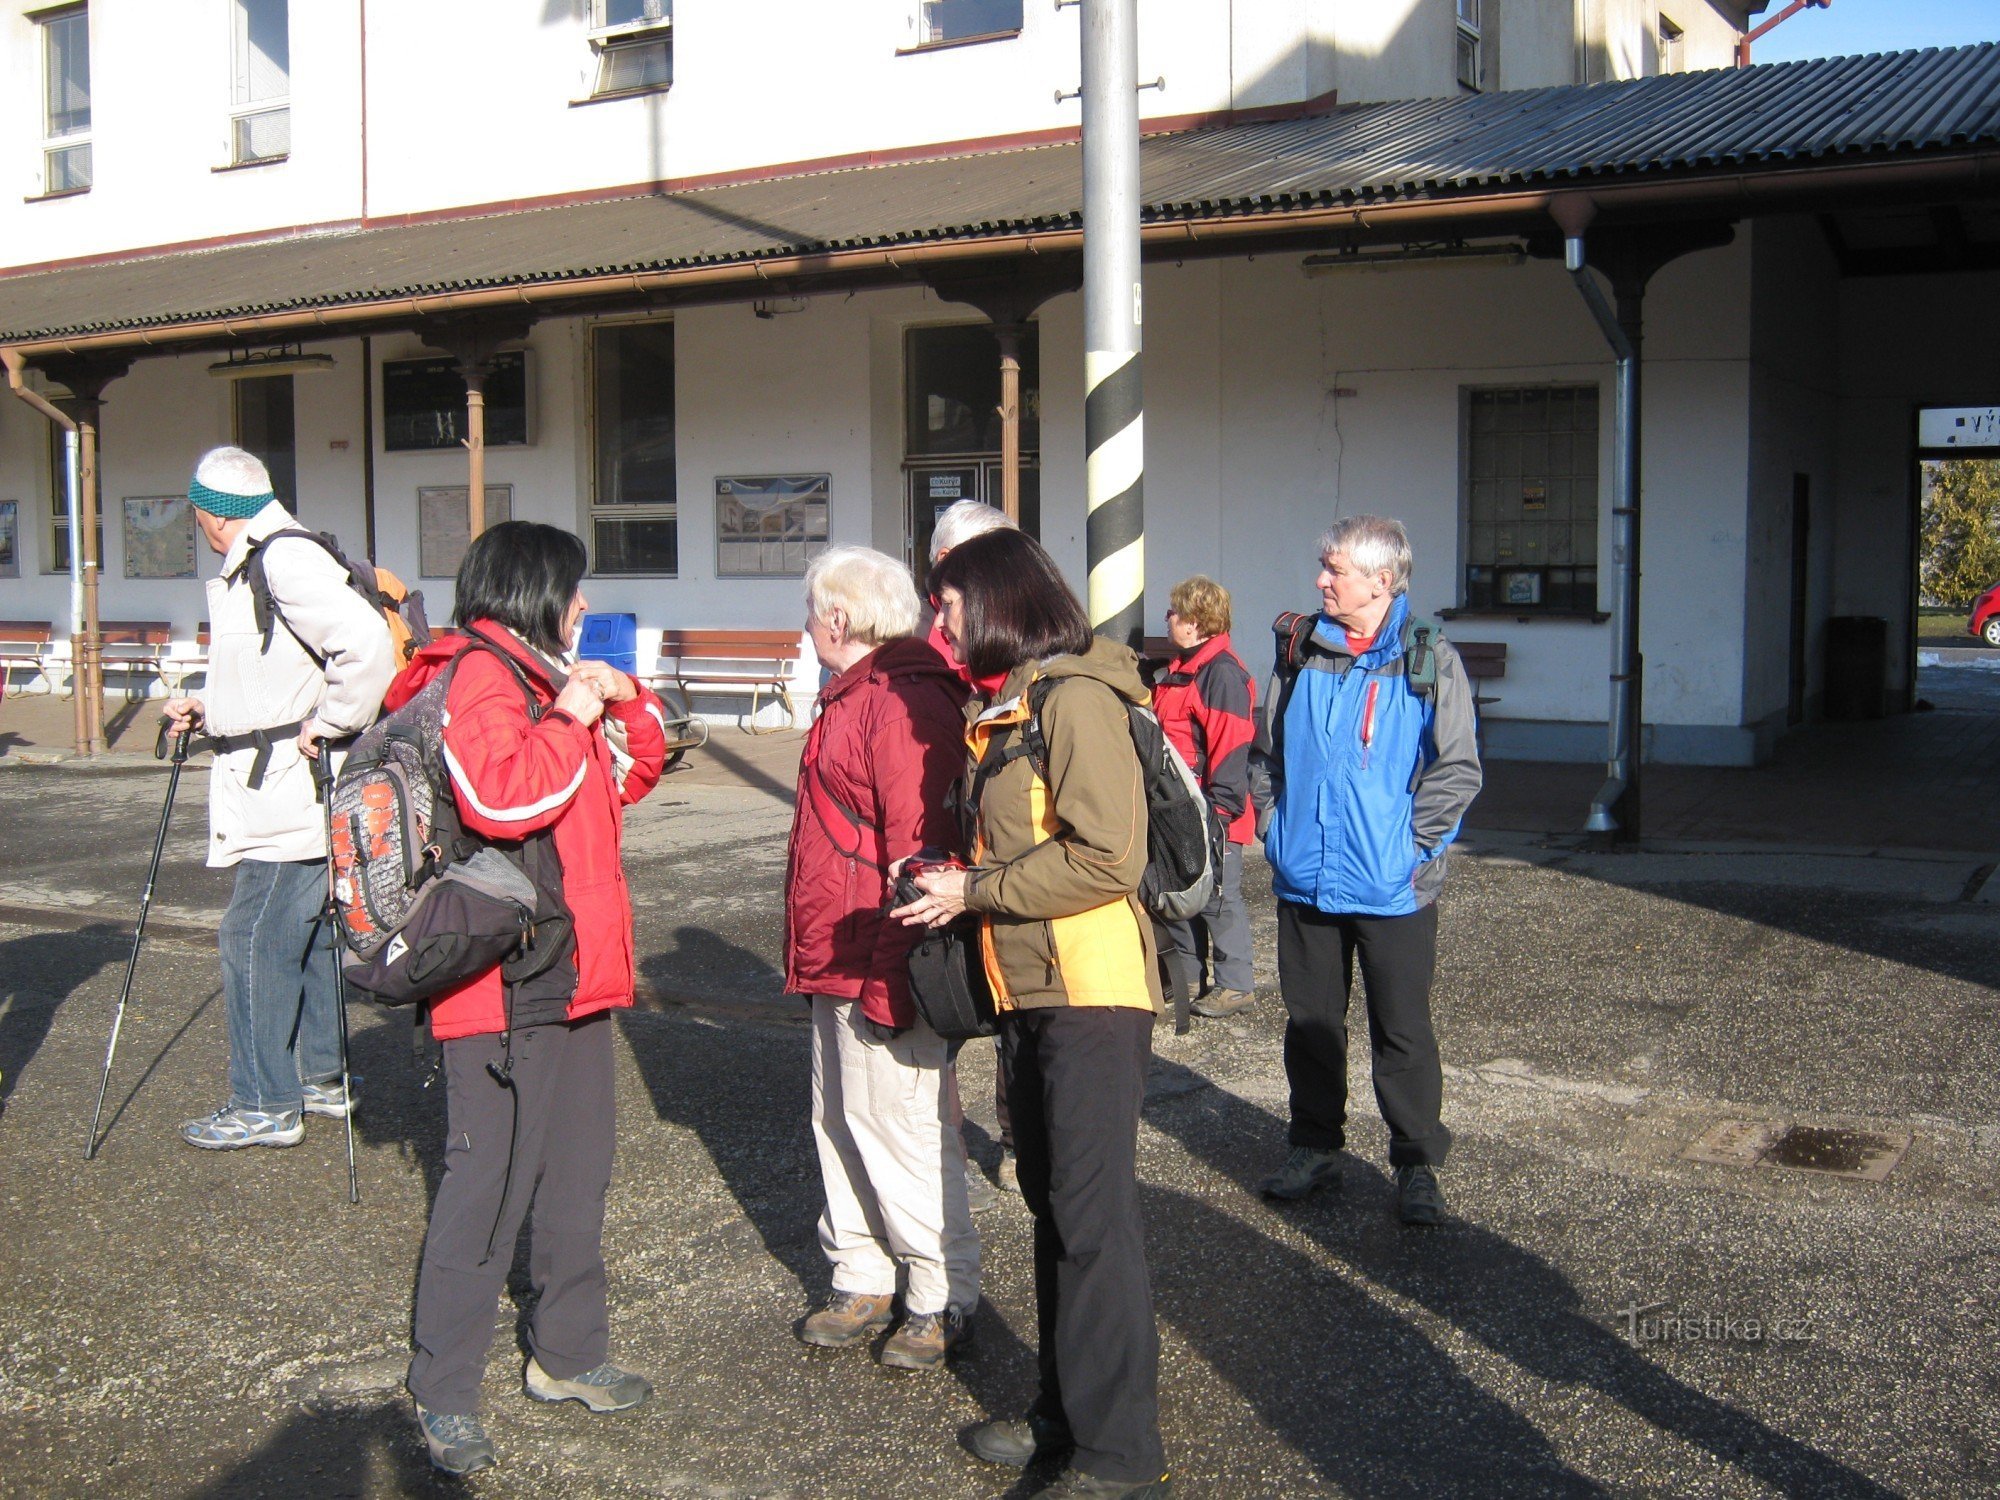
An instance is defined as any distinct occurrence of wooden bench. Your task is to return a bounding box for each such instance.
[1454,640,1507,748]
[651,630,803,734]
[95,621,174,699]
[0,620,57,698]
[159,623,211,698]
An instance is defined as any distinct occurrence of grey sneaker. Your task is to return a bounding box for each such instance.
[523,1355,651,1412]
[300,1079,356,1119]
[880,1307,973,1371]
[1397,1163,1446,1226]
[180,1106,304,1150]
[965,1162,1001,1213]
[798,1289,896,1348]
[414,1402,495,1475]
[1259,1145,1342,1201]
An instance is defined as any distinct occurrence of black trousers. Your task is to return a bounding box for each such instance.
[1001,1006,1165,1485]
[1276,900,1451,1167]
[407,1011,616,1415]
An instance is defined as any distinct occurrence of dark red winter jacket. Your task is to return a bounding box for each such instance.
[784,636,969,1028]
[383,623,668,1041]
[1151,631,1258,845]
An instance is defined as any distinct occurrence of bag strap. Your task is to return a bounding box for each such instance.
[800,732,889,870]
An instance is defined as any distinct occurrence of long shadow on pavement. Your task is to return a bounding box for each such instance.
[0,922,125,1114]
[1143,1058,1898,1498]
[179,1398,447,1499]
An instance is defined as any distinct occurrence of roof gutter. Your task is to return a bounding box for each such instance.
[3,148,1996,361]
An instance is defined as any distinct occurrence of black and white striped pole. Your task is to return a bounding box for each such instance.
[1082,0,1144,649]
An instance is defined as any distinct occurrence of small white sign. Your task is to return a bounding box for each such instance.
[1918,406,2000,450]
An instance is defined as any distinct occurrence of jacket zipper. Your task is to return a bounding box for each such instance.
[1359,679,1379,770]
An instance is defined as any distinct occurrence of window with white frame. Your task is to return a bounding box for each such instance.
[590,321,678,575]
[589,0,672,97]
[39,4,92,194]
[1657,13,1685,74]
[230,0,290,165]
[1462,386,1599,613]
[1455,0,1482,91]
[913,0,1023,47]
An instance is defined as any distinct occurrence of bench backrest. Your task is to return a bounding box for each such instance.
[0,620,54,647]
[1454,640,1507,680]
[98,621,173,649]
[658,630,803,662]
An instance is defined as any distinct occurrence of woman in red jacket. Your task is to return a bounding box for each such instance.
[394,522,668,1477]
[1152,576,1259,1018]
[785,545,979,1371]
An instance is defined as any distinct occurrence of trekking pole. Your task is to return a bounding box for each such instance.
[86,721,192,1160]
[311,747,360,1205]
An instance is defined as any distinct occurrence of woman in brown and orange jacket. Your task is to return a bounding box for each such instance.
[895,528,1170,1500]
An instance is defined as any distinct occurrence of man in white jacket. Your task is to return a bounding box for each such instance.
[162,448,395,1149]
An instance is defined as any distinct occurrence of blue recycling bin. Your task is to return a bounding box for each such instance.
[576,612,638,676]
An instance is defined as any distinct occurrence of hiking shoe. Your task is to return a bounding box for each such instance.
[1190,987,1255,1018]
[798,1289,895,1348]
[180,1106,303,1150]
[966,1413,1075,1468]
[996,1149,1020,1194]
[880,1307,972,1371]
[414,1402,496,1475]
[1028,1471,1173,1499]
[300,1078,356,1119]
[1397,1163,1446,1226]
[965,1162,1000,1213]
[524,1355,651,1412]
[1259,1146,1342,1201]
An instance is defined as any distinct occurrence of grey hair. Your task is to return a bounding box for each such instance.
[1317,515,1413,596]
[804,545,921,647]
[929,499,1015,563]
[193,445,274,496]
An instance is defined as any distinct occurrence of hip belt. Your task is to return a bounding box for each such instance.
[199,718,309,790]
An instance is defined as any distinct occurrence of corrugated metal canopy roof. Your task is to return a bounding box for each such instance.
[4,41,1997,347]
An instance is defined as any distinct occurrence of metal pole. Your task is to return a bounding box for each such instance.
[997,324,1022,524]
[1082,0,1145,648]
[64,428,86,756]
[78,407,105,755]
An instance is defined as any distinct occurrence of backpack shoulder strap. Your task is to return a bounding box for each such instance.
[239,528,352,655]
[1271,610,1319,680]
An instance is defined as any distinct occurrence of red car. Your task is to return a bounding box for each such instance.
[1972,582,2000,647]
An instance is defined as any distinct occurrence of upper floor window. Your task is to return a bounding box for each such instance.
[1657,14,1685,74]
[39,4,92,194]
[230,0,290,165]
[1455,0,1482,91]
[590,0,672,97]
[1462,385,1600,614]
[914,0,1023,48]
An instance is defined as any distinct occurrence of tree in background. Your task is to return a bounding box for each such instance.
[1919,459,2000,608]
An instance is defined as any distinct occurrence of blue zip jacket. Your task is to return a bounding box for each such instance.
[1255,595,1483,917]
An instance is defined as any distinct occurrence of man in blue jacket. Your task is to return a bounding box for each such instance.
[1249,515,1482,1225]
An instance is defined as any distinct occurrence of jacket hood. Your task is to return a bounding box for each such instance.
[820,633,962,705]
[384,621,557,713]
[1021,635,1150,706]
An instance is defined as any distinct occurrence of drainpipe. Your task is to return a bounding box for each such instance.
[360,334,377,558]
[2,348,91,757]
[996,322,1023,523]
[1557,214,1643,842]
[1737,0,1831,68]
[464,365,487,538]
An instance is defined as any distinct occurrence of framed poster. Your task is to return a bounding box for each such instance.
[122,496,197,579]
[715,474,830,578]
[0,501,17,578]
[419,485,514,578]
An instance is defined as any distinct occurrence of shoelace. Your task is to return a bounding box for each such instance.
[424,1411,484,1444]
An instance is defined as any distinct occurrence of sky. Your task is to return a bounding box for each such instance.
[1748,0,2000,64]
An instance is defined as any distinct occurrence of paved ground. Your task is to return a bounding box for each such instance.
[0,674,1996,1497]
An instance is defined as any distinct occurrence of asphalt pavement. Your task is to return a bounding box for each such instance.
[0,711,1994,1497]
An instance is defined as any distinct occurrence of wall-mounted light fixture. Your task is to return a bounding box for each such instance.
[1302,242,1528,276]
[207,343,337,379]
[752,296,810,320]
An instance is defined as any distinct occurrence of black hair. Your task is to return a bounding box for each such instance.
[454,520,589,655]
[928,528,1092,681]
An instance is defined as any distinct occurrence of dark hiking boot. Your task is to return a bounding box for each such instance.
[1259,1146,1342,1201]
[414,1402,496,1476]
[1028,1470,1174,1499]
[1397,1163,1446,1226]
[880,1307,972,1371]
[965,1161,1001,1213]
[966,1413,1075,1468]
[798,1289,895,1348]
[1190,987,1255,1018]
[523,1355,651,1412]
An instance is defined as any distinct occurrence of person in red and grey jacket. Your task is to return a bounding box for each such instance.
[786,545,980,1371]
[1151,576,1259,1018]
[391,522,668,1477]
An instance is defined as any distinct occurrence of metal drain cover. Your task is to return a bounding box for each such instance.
[1681,1120,1911,1182]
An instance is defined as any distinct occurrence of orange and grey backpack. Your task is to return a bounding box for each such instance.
[240,528,431,668]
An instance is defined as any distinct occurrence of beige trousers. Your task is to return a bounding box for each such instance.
[809,996,980,1316]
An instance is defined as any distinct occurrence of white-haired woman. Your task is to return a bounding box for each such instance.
[784,545,980,1369]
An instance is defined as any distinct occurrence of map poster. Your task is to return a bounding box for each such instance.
[419,485,513,578]
[715,474,831,578]
[122,496,197,579]
[0,501,18,578]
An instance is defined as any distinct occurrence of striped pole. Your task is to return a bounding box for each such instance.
[1082,0,1144,648]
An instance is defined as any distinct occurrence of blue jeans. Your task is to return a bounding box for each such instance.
[219,857,342,1112]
